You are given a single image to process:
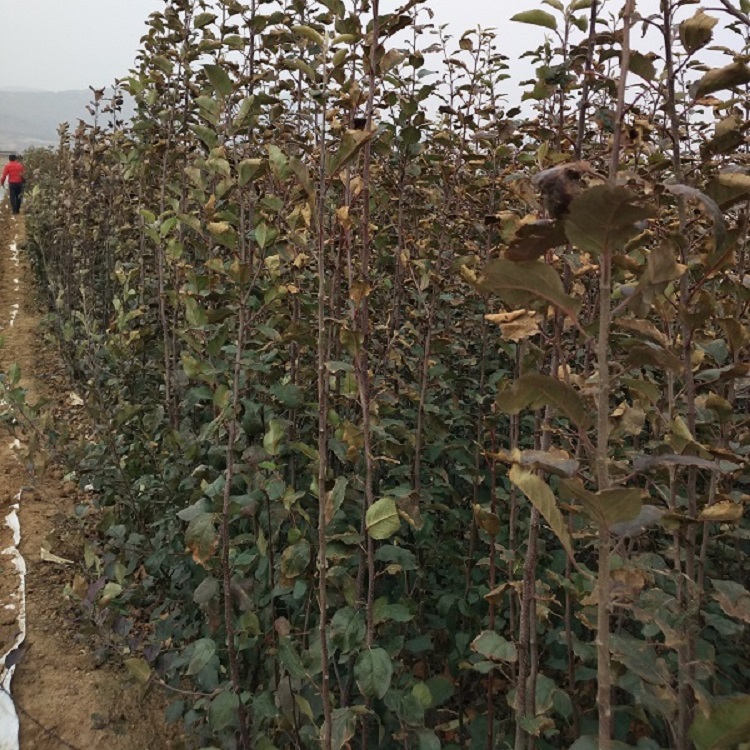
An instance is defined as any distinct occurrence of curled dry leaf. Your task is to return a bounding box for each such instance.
[491,447,579,478]
[504,218,567,261]
[697,501,743,523]
[532,161,598,219]
[611,568,648,602]
[711,580,750,624]
[611,402,646,436]
[690,60,750,99]
[484,309,542,341]
[662,183,727,250]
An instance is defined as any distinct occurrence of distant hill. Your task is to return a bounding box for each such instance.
[0,89,101,151]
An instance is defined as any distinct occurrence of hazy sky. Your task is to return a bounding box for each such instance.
[0,0,160,91]
[0,0,568,92]
[0,1,732,92]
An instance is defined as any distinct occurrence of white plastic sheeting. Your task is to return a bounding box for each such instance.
[0,491,25,750]
[9,240,19,327]
[0,231,25,750]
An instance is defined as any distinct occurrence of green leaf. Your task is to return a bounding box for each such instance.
[425,676,455,707]
[496,373,590,429]
[319,0,346,17]
[510,10,558,30]
[366,497,402,540]
[184,297,208,328]
[7,362,21,385]
[471,630,518,662]
[194,12,217,28]
[124,657,152,683]
[289,156,314,200]
[373,599,414,624]
[295,694,313,722]
[478,259,581,321]
[354,648,393,699]
[203,64,233,97]
[611,633,670,686]
[177,212,202,233]
[255,222,271,250]
[263,418,285,456]
[691,695,750,749]
[278,639,306,680]
[395,693,425,725]
[187,638,216,676]
[565,185,655,254]
[559,479,642,528]
[280,539,311,578]
[691,61,750,98]
[375,544,417,571]
[193,576,219,605]
[99,581,122,604]
[196,95,220,125]
[331,707,358,750]
[332,47,348,68]
[680,10,719,55]
[569,0,593,10]
[325,476,348,524]
[238,158,264,186]
[177,498,210,522]
[571,14,587,32]
[509,465,574,557]
[328,129,374,175]
[416,729,441,750]
[209,691,239,732]
[185,513,219,566]
[192,124,219,149]
[292,24,325,46]
[412,682,432,708]
[270,382,304,409]
[267,145,290,180]
[630,51,656,82]
[285,58,318,82]
[331,607,366,654]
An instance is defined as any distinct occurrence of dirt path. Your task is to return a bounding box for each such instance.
[0,207,177,750]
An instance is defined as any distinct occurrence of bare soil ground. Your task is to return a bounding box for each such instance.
[0,208,180,750]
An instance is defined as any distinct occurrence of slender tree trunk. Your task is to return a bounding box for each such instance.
[661,3,698,745]
[316,43,333,750]
[595,3,635,747]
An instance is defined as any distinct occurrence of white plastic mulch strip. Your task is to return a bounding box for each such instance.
[0,231,25,750]
[8,240,18,327]
[0,491,25,750]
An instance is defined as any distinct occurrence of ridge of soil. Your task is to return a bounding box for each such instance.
[0,208,180,750]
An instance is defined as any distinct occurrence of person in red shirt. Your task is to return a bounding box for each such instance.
[1,155,25,215]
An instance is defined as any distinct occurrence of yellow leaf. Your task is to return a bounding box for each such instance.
[485,309,542,342]
[207,221,231,235]
[698,501,743,523]
[509,465,574,556]
[473,504,501,536]
[336,205,350,224]
[349,280,371,304]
